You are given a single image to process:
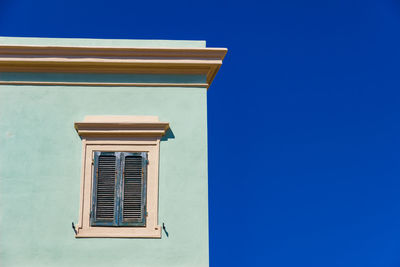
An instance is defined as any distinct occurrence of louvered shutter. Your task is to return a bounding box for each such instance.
[119,152,147,226]
[91,151,119,226]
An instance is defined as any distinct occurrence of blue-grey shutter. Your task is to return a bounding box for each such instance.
[91,151,119,226]
[119,152,147,226]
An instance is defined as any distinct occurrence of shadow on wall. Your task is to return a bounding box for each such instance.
[161,128,175,141]
[160,128,173,238]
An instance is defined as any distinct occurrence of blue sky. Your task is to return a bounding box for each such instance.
[2,0,400,266]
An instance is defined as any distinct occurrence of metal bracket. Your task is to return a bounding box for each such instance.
[72,222,77,235]
[162,222,169,237]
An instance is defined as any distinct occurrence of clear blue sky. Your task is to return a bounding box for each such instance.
[2,1,400,266]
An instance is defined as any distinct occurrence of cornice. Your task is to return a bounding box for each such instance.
[0,44,227,88]
[75,122,170,138]
[75,116,169,138]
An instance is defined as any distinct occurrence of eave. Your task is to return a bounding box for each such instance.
[0,44,227,88]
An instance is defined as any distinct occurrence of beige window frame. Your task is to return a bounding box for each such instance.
[74,116,169,238]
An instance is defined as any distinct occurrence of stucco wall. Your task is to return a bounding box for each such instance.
[0,76,209,266]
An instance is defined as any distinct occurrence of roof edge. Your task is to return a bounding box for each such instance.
[0,43,227,88]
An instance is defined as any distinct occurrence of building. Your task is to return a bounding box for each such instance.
[0,37,227,267]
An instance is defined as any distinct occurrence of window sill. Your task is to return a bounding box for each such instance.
[75,226,162,238]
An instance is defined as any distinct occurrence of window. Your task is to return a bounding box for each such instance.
[74,116,169,238]
[91,151,148,227]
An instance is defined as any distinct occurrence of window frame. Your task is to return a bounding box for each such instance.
[74,116,168,238]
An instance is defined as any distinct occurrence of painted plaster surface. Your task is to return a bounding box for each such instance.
[0,36,206,48]
[0,80,209,266]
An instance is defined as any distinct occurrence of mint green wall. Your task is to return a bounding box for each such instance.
[0,73,209,265]
[0,36,206,48]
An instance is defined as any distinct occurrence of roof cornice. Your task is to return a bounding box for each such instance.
[0,44,227,88]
